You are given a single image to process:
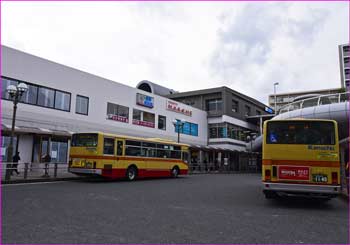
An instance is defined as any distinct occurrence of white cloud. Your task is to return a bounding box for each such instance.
[1,1,348,104]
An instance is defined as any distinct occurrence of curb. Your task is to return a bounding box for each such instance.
[1,176,90,184]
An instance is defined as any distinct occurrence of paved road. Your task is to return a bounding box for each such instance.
[2,174,349,244]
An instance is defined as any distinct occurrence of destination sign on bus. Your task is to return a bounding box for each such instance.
[278,166,309,180]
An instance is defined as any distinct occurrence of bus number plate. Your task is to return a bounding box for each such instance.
[312,174,328,183]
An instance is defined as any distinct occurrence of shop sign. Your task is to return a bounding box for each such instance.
[107,114,129,123]
[166,100,192,116]
[136,93,154,108]
[132,119,155,128]
[265,106,274,114]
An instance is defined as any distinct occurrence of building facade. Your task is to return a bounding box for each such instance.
[1,46,207,166]
[167,87,272,171]
[339,43,350,90]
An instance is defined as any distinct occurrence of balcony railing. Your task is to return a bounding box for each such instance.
[278,91,350,114]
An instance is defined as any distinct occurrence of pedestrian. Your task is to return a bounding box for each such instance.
[42,154,51,177]
[12,151,20,175]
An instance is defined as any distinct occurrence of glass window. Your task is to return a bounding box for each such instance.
[55,90,70,111]
[143,111,155,123]
[133,109,142,121]
[266,121,335,145]
[158,115,166,130]
[76,95,89,115]
[38,87,55,108]
[245,105,251,116]
[118,105,129,118]
[142,142,156,148]
[1,135,18,162]
[107,102,118,115]
[1,77,18,100]
[206,99,222,112]
[125,146,141,156]
[116,141,123,156]
[107,102,129,122]
[232,100,239,112]
[20,84,38,105]
[209,125,218,138]
[126,140,141,147]
[71,134,98,147]
[170,151,181,159]
[218,125,227,138]
[103,138,115,155]
[50,141,68,163]
[190,123,198,136]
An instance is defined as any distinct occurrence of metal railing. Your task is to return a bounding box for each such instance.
[278,91,350,115]
[1,162,77,182]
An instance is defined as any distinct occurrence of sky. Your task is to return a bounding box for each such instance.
[1,1,349,105]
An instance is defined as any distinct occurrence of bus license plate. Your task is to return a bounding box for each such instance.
[312,174,328,183]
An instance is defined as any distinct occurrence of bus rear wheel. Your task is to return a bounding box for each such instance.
[171,167,179,178]
[126,166,137,181]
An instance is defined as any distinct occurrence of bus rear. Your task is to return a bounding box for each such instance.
[262,119,340,199]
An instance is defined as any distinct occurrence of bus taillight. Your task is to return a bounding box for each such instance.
[331,172,338,185]
[265,169,271,181]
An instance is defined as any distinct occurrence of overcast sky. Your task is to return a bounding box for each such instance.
[2,1,349,104]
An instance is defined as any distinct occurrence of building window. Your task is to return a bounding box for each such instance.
[206,99,222,112]
[158,115,166,130]
[20,84,38,105]
[232,100,239,112]
[344,46,350,53]
[175,120,198,136]
[76,95,89,115]
[132,109,155,128]
[1,77,18,100]
[38,87,55,108]
[245,105,251,116]
[54,90,71,111]
[107,102,129,123]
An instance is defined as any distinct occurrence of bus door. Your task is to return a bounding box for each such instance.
[102,137,116,175]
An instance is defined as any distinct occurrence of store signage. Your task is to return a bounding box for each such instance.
[132,119,155,128]
[166,100,192,116]
[265,106,274,114]
[278,166,309,180]
[136,93,154,108]
[107,114,129,123]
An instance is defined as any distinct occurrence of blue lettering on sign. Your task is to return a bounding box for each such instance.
[265,106,274,114]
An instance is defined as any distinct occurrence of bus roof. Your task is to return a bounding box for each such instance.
[268,118,337,123]
[74,132,190,146]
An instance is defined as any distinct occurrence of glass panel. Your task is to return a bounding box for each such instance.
[209,126,218,138]
[190,123,198,136]
[158,115,166,130]
[266,121,335,145]
[118,105,129,119]
[1,78,18,100]
[38,87,55,108]
[133,109,142,120]
[50,141,68,163]
[182,122,191,135]
[125,140,141,146]
[170,151,181,159]
[143,111,155,123]
[1,136,18,162]
[76,95,88,115]
[55,91,70,111]
[117,141,123,156]
[71,134,98,147]
[20,84,38,104]
[125,146,141,156]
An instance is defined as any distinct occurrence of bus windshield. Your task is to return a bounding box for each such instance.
[71,133,98,147]
[266,121,335,145]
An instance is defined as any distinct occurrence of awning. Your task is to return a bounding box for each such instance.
[1,124,72,137]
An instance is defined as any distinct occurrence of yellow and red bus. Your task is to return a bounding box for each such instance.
[68,132,189,180]
[262,119,340,199]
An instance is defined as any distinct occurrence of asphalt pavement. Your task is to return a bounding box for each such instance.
[2,174,349,244]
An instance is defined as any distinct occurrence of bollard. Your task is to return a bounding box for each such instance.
[54,163,58,178]
[24,162,29,179]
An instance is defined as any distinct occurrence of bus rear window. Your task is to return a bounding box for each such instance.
[266,121,335,145]
[71,134,98,147]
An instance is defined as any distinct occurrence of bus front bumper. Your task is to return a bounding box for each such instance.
[69,168,102,175]
[263,182,341,195]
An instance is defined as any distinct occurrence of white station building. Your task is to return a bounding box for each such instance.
[1,46,207,165]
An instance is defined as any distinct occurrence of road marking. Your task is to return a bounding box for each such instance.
[1,181,73,187]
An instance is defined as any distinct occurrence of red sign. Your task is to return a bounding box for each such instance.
[278,166,309,180]
[132,119,155,128]
[107,114,129,123]
[166,100,192,117]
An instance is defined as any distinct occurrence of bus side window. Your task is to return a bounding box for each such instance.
[117,140,124,156]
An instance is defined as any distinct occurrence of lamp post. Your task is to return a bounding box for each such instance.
[273,82,279,114]
[5,82,28,181]
[172,119,186,143]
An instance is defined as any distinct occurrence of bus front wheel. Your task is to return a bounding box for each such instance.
[171,167,179,178]
[126,166,137,181]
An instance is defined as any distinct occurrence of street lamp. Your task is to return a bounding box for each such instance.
[172,119,186,143]
[273,82,279,114]
[5,82,28,181]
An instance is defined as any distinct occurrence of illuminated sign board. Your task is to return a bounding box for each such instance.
[136,93,154,108]
[166,100,192,117]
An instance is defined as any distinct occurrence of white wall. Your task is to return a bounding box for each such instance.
[17,135,33,163]
[1,45,208,146]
